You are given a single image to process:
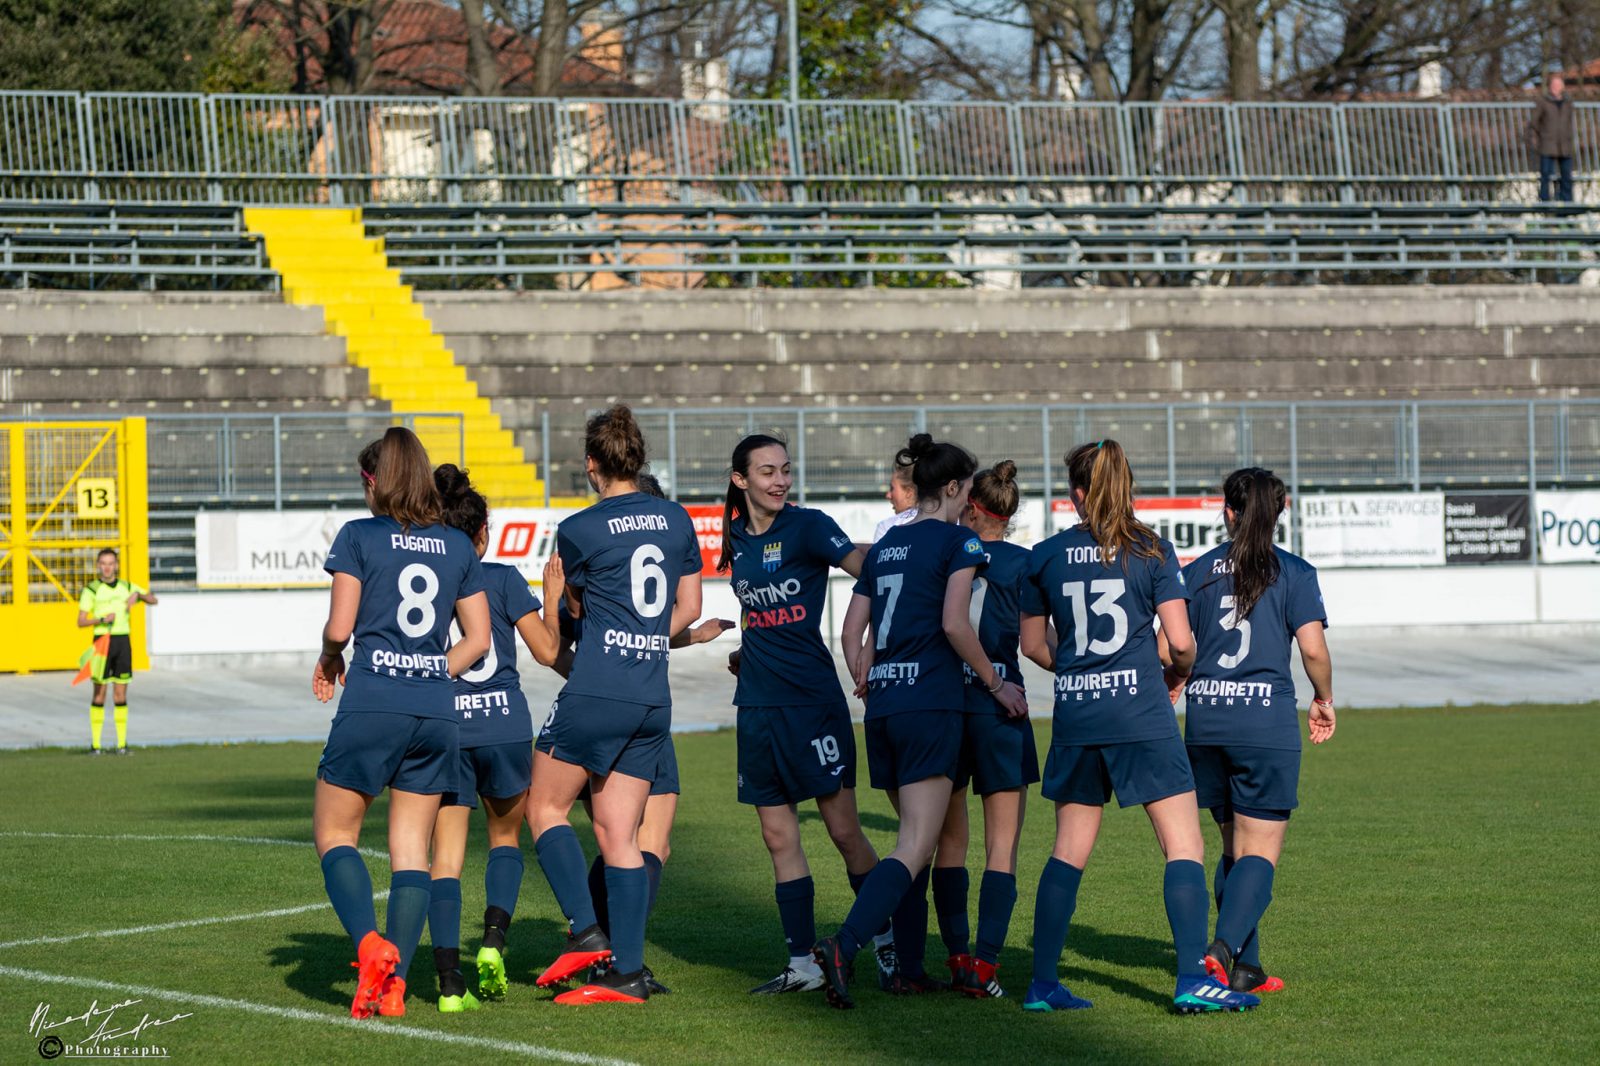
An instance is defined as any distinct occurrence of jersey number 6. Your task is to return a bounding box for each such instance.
[631,544,668,618]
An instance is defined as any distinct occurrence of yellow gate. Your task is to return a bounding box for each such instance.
[0,419,150,674]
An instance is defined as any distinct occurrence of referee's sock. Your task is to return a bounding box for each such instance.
[838,858,913,959]
[427,877,462,954]
[974,869,1017,965]
[1215,856,1275,960]
[113,704,128,749]
[1163,859,1210,980]
[535,826,598,934]
[931,866,971,958]
[890,865,932,978]
[319,845,378,950]
[88,704,105,750]
[386,869,433,980]
[1031,858,1083,985]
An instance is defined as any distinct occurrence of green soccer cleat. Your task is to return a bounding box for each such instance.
[439,989,481,1013]
[476,945,509,1000]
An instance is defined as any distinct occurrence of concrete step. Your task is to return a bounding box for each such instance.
[0,302,329,336]
[2,364,370,402]
[0,333,349,367]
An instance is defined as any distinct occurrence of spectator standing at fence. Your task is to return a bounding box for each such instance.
[76,548,156,754]
[1527,73,1576,203]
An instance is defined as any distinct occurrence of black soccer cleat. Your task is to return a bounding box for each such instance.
[1203,938,1235,987]
[812,936,855,1010]
[884,971,950,995]
[536,924,612,987]
[552,966,649,1005]
[1229,962,1285,994]
[641,966,671,995]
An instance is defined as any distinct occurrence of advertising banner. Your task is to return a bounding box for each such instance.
[1298,492,1445,568]
[1049,496,1288,567]
[1534,490,1600,563]
[195,509,360,587]
[1443,494,1532,565]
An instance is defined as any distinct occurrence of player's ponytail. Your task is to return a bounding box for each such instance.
[1066,439,1161,565]
[896,432,977,509]
[969,459,1020,532]
[585,404,648,485]
[1223,466,1286,619]
[435,463,488,541]
[719,433,788,572]
[369,426,441,532]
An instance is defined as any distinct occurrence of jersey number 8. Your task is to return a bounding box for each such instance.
[397,563,440,638]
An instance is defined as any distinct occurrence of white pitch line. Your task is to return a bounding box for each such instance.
[0,965,639,1066]
[0,830,386,860]
[0,893,389,951]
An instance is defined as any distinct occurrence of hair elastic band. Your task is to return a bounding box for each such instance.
[969,500,1010,522]
[360,469,375,485]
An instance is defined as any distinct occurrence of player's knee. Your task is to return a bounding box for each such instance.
[760,817,800,858]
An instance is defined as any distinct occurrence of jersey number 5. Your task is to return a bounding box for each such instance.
[1216,595,1252,669]
[1061,579,1128,656]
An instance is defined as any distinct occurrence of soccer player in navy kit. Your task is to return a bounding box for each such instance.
[930,459,1041,999]
[312,428,491,1019]
[719,435,891,995]
[1018,440,1258,1014]
[1181,468,1335,996]
[812,434,1028,1010]
[525,405,704,1005]
[424,464,566,1011]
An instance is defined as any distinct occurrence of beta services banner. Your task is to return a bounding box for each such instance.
[1298,492,1445,568]
[1535,490,1600,563]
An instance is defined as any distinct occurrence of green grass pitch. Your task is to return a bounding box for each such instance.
[1,704,1595,1064]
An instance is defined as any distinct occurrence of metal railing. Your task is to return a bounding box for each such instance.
[631,398,1600,558]
[3,91,1598,206]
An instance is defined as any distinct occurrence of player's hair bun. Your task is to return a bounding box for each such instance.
[992,459,1017,485]
[434,463,472,500]
[896,432,936,467]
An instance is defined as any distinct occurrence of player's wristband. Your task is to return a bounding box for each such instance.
[986,674,1004,694]
[321,639,347,658]
[1312,697,1334,709]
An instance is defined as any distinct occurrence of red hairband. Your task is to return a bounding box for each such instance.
[969,500,1010,522]
[361,469,375,484]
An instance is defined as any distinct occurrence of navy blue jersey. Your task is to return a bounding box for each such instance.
[962,538,1029,714]
[1182,544,1327,751]
[1020,526,1187,745]
[453,562,540,746]
[730,505,855,707]
[325,515,486,719]
[853,519,987,719]
[556,492,701,707]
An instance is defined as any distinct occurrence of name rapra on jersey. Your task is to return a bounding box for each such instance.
[324,515,486,719]
[1021,527,1187,745]
[961,538,1030,714]
[451,561,541,745]
[854,519,987,719]
[729,505,855,707]
[555,492,701,708]
[1181,544,1327,752]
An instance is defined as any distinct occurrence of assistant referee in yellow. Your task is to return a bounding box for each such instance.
[76,548,157,754]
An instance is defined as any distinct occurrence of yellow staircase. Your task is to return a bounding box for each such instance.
[243,207,542,506]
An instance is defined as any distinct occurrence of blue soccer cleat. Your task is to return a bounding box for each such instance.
[1173,976,1260,1014]
[1022,980,1093,1012]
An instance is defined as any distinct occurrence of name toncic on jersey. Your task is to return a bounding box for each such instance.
[1185,678,1275,706]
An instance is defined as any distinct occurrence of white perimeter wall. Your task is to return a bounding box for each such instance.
[147,566,1600,659]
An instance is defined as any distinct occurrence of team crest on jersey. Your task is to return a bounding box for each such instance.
[964,539,983,554]
[762,541,783,572]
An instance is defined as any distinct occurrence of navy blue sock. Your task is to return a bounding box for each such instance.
[891,865,931,978]
[1164,859,1210,981]
[975,870,1017,965]
[846,869,890,936]
[319,846,377,951]
[386,870,433,980]
[1214,853,1261,966]
[838,858,913,958]
[586,854,610,937]
[642,851,664,918]
[1213,853,1235,908]
[1031,858,1083,985]
[604,865,649,974]
[931,866,970,957]
[534,826,597,933]
[775,876,816,958]
[427,877,461,952]
[1215,856,1275,957]
[484,845,524,918]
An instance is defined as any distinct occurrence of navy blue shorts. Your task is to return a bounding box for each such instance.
[536,694,670,784]
[1188,743,1299,822]
[575,735,679,800]
[954,712,1041,796]
[865,710,961,792]
[318,711,458,796]
[737,702,857,806]
[445,741,534,810]
[1042,734,1195,808]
